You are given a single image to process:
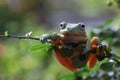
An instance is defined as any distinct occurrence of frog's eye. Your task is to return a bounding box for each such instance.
[59,22,67,29]
[79,23,85,28]
[81,24,85,28]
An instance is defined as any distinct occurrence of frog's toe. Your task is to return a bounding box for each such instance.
[40,34,50,43]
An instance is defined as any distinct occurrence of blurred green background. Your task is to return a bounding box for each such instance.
[0,0,120,80]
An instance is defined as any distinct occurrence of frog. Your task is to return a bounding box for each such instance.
[40,22,109,72]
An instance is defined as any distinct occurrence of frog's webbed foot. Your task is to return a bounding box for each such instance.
[51,32,60,40]
[39,34,52,43]
[39,33,60,43]
[90,37,109,61]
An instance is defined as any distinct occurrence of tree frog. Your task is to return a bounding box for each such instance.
[40,22,108,72]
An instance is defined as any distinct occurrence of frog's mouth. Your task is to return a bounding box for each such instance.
[61,30,86,34]
[62,32,87,37]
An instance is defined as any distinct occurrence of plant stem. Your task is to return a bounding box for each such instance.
[0,34,40,41]
[106,52,120,64]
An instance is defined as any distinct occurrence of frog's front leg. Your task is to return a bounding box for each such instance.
[39,34,51,43]
[39,33,60,44]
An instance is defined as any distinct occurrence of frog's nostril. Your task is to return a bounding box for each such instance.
[67,28,70,31]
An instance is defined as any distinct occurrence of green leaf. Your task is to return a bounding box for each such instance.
[100,62,114,71]
[100,19,113,29]
[4,31,8,36]
[58,73,75,80]
[30,43,51,51]
[117,0,120,8]
[115,56,120,60]
[105,47,114,59]
[104,19,113,27]
[88,31,95,38]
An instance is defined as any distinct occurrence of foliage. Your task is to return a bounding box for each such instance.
[107,0,120,8]
[1,19,120,80]
[0,0,120,80]
[87,18,120,80]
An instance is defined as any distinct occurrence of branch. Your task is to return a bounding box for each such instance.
[106,52,120,66]
[0,34,40,41]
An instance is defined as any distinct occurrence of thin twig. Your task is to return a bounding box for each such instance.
[106,52,120,64]
[0,34,40,41]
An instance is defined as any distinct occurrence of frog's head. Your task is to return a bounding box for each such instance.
[59,22,86,34]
